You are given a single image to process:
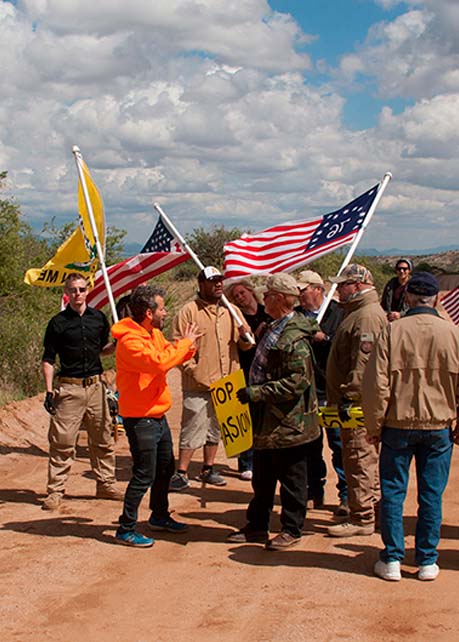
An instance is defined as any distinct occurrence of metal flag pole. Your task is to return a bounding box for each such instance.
[153,202,255,345]
[72,146,118,323]
[316,171,392,324]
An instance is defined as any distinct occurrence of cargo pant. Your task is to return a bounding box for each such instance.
[341,426,379,525]
[47,380,116,494]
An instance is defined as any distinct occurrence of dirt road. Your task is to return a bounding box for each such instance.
[1,370,458,642]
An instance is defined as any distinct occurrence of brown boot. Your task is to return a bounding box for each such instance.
[42,492,63,511]
[96,483,124,501]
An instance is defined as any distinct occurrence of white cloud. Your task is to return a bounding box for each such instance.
[0,0,458,252]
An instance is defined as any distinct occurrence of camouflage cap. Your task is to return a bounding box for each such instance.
[297,270,324,289]
[329,263,374,285]
[266,273,300,296]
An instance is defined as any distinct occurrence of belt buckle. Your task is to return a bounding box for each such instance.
[83,376,94,387]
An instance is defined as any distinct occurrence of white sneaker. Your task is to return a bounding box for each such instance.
[418,563,439,581]
[374,560,401,581]
[240,470,253,481]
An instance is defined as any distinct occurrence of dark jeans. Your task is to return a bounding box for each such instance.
[379,427,453,566]
[305,428,348,501]
[118,416,175,533]
[246,443,308,538]
[238,448,253,473]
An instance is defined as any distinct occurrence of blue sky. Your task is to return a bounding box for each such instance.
[1,0,459,253]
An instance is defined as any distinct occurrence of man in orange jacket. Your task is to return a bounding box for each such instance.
[112,285,201,547]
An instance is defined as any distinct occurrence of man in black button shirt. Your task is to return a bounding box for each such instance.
[41,272,122,510]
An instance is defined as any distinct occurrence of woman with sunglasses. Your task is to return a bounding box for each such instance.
[381,258,413,321]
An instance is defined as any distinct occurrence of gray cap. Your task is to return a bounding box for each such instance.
[329,264,374,285]
[266,273,300,296]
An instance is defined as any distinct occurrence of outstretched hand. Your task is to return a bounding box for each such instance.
[183,322,204,345]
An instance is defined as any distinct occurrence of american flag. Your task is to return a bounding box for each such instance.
[86,217,190,310]
[223,185,379,279]
[441,287,459,325]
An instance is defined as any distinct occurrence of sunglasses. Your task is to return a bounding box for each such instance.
[396,267,409,272]
[68,287,87,294]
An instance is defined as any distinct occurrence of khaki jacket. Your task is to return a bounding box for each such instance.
[362,307,459,437]
[326,288,387,403]
[172,297,249,391]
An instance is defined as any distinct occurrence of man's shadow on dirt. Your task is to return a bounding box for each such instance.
[0,515,121,545]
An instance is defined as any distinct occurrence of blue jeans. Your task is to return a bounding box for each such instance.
[238,448,253,473]
[379,427,453,566]
[118,416,175,533]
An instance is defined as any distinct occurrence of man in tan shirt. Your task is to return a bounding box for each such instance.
[363,272,459,582]
[326,264,387,537]
[170,266,251,490]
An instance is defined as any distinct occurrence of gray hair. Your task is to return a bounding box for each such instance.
[406,292,436,308]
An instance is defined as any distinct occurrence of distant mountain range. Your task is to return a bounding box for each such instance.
[357,245,459,257]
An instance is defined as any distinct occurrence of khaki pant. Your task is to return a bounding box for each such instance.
[47,381,116,494]
[341,427,379,525]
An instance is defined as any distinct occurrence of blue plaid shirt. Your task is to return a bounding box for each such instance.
[249,312,294,385]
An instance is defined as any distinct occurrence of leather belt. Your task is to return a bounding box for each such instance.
[58,375,101,387]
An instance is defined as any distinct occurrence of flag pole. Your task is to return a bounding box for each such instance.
[72,146,118,323]
[316,171,392,324]
[153,202,255,345]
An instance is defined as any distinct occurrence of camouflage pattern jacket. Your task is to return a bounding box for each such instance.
[247,312,320,450]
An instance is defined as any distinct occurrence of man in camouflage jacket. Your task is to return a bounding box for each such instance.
[228,273,320,551]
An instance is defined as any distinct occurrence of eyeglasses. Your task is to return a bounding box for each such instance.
[68,287,87,294]
[396,267,409,272]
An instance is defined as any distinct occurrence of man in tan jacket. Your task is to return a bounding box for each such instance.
[362,272,459,582]
[170,266,251,490]
[326,264,387,537]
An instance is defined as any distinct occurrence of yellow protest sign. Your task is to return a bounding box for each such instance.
[318,405,365,430]
[210,369,253,458]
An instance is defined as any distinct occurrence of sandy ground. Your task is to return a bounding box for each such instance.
[1,368,459,642]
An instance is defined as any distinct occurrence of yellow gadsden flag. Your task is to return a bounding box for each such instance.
[24,159,105,288]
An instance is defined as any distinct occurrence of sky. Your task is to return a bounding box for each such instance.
[1,0,459,252]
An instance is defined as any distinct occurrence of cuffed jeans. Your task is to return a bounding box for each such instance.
[379,427,453,566]
[118,416,175,533]
[246,443,308,538]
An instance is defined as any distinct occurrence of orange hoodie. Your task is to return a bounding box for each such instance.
[112,317,195,418]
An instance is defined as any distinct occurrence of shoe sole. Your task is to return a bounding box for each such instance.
[328,529,374,537]
[115,537,154,548]
[196,477,227,486]
[374,572,401,581]
[266,539,301,551]
[149,524,189,533]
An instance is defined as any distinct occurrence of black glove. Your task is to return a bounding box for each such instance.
[338,396,353,423]
[44,392,56,415]
[106,390,119,418]
[236,387,251,404]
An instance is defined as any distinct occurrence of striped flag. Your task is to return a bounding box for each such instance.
[223,185,379,279]
[86,217,190,309]
[441,287,459,325]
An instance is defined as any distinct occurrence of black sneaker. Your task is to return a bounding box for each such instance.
[169,472,189,492]
[197,470,227,486]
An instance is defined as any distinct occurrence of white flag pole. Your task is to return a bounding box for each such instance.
[316,171,392,324]
[72,146,118,323]
[153,202,255,345]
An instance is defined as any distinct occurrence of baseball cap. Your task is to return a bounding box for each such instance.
[265,273,300,297]
[198,266,224,282]
[297,270,324,289]
[329,264,374,285]
[407,272,439,296]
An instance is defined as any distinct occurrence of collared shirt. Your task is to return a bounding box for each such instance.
[249,312,294,385]
[42,305,110,377]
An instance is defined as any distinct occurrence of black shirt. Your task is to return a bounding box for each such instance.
[42,305,110,377]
